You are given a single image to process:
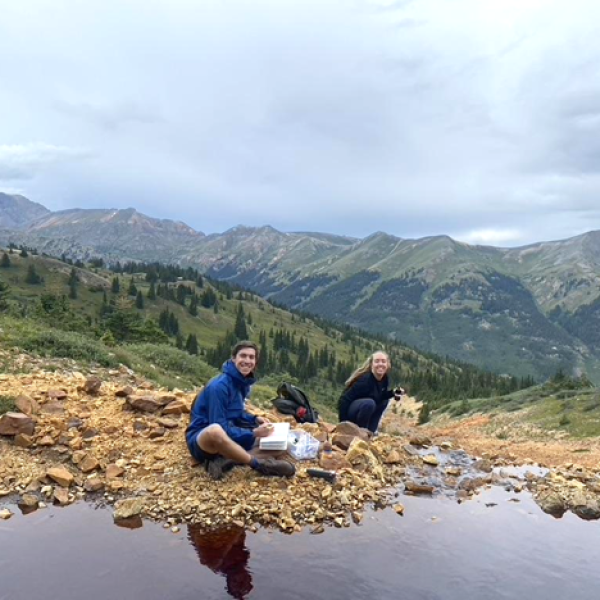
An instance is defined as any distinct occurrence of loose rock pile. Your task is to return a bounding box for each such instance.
[0,360,419,532]
[3,353,600,531]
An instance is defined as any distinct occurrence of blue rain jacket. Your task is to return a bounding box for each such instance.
[185,360,258,453]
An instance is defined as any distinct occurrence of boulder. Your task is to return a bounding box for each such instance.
[345,438,380,473]
[84,477,104,493]
[148,427,165,439]
[115,386,134,397]
[15,395,38,416]
[114,497,145,520]
[79,455,100,473]
[106,464,125,479]
[14,433,33,448]
[0,412,35,436]
[319,450,351,471]
[46,466,74,487]
[127,395,163,413]
[82,377,102,395]
[570,493,600,521]
[40,402,65,415]
[18,494,39,513]
[422,454,439,466]
[535,489,567,518]
[156,417,179,429]
[332,433,357,451]
[161,399,189,415]
[333,421,370,441]
[473,459,493,473]
[409,435,431,447]
[81,427,98,440]
[47,390,68,400]
[53,487,70,506]
[384,449,403,464]
[404,480,434,495]
[38,435,55,447]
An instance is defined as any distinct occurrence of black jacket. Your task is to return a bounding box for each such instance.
[338,372,394,422]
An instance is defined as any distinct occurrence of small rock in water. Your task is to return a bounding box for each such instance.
[18,494,39,513]
[422,455,439,466]
[0,508,13,520]
[394,504,405,516]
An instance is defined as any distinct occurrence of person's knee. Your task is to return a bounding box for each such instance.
[199,424,226,450]
[360,399,376,414]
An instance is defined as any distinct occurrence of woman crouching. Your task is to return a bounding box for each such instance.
[338,351,404,433]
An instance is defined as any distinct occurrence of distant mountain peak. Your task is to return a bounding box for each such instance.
[0,192,51,229]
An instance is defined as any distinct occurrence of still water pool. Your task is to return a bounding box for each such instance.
[1,485,599,600]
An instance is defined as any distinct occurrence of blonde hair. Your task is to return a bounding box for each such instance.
[345,351,390,388]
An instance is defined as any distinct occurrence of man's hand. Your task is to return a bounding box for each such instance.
[253,423,274,438]
[256,416,271,425]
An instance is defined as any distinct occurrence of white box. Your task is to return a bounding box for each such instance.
[259,422,290,450]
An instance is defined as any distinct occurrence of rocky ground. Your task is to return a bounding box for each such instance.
[2,351,600,529]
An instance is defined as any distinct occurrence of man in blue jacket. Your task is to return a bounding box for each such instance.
[186,341,295,479]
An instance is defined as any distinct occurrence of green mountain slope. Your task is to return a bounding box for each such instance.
[0,248,531,420]
[2,193,600,381]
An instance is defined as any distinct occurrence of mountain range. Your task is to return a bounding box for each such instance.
[1,192,599,381]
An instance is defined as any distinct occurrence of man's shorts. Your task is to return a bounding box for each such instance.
[187,429,218,463]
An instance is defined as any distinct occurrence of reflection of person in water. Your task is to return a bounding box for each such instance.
[188,524,253,600]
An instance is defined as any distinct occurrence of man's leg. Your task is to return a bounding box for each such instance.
[346,398,376,429]
[197,424,295,478]
[198,424,253,464]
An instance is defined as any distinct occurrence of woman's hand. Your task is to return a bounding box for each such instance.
[253,423,274,438]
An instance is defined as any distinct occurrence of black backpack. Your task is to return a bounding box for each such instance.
[272,382,319,424]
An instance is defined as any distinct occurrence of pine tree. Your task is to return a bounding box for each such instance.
[185,333,199,355]
[196,275,204,288]
[0,253,10,268]
[234,302,248,340]
[67,267,79,295]
[176,284,187,305]
[147,281,156,300]
[175,333,184,349]
[25,264,42,284]
[127,278,137,297]
[188,294,198,316]
[19,247,28,258]
[0,277,10,311]
[111,276,120,294]
[135,290,144,309]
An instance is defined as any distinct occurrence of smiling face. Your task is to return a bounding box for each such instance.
[370,351,390,380]
[232,346,257,377]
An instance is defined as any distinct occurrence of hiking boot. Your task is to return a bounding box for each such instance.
[206,456,238,481]
[254,458,296,478]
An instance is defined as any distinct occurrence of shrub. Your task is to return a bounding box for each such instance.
[121,343,216,383]
[0,394,16,415]
[20,330,118,367]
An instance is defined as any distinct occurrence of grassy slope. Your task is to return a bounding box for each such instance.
[0,250,431,419]
[435,382,600,438]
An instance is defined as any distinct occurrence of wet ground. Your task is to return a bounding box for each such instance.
[2,483,600,600]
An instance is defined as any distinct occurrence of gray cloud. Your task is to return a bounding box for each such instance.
[0,143,92,180]
[1,0,600,246]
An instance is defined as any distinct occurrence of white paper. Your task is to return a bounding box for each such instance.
[259,422,290,450]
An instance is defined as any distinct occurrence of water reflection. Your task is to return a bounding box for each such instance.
[188,524,253,599]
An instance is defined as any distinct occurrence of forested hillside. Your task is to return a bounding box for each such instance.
[0,245,533,418]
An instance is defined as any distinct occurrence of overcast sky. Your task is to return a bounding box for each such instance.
[1,0,599,246]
